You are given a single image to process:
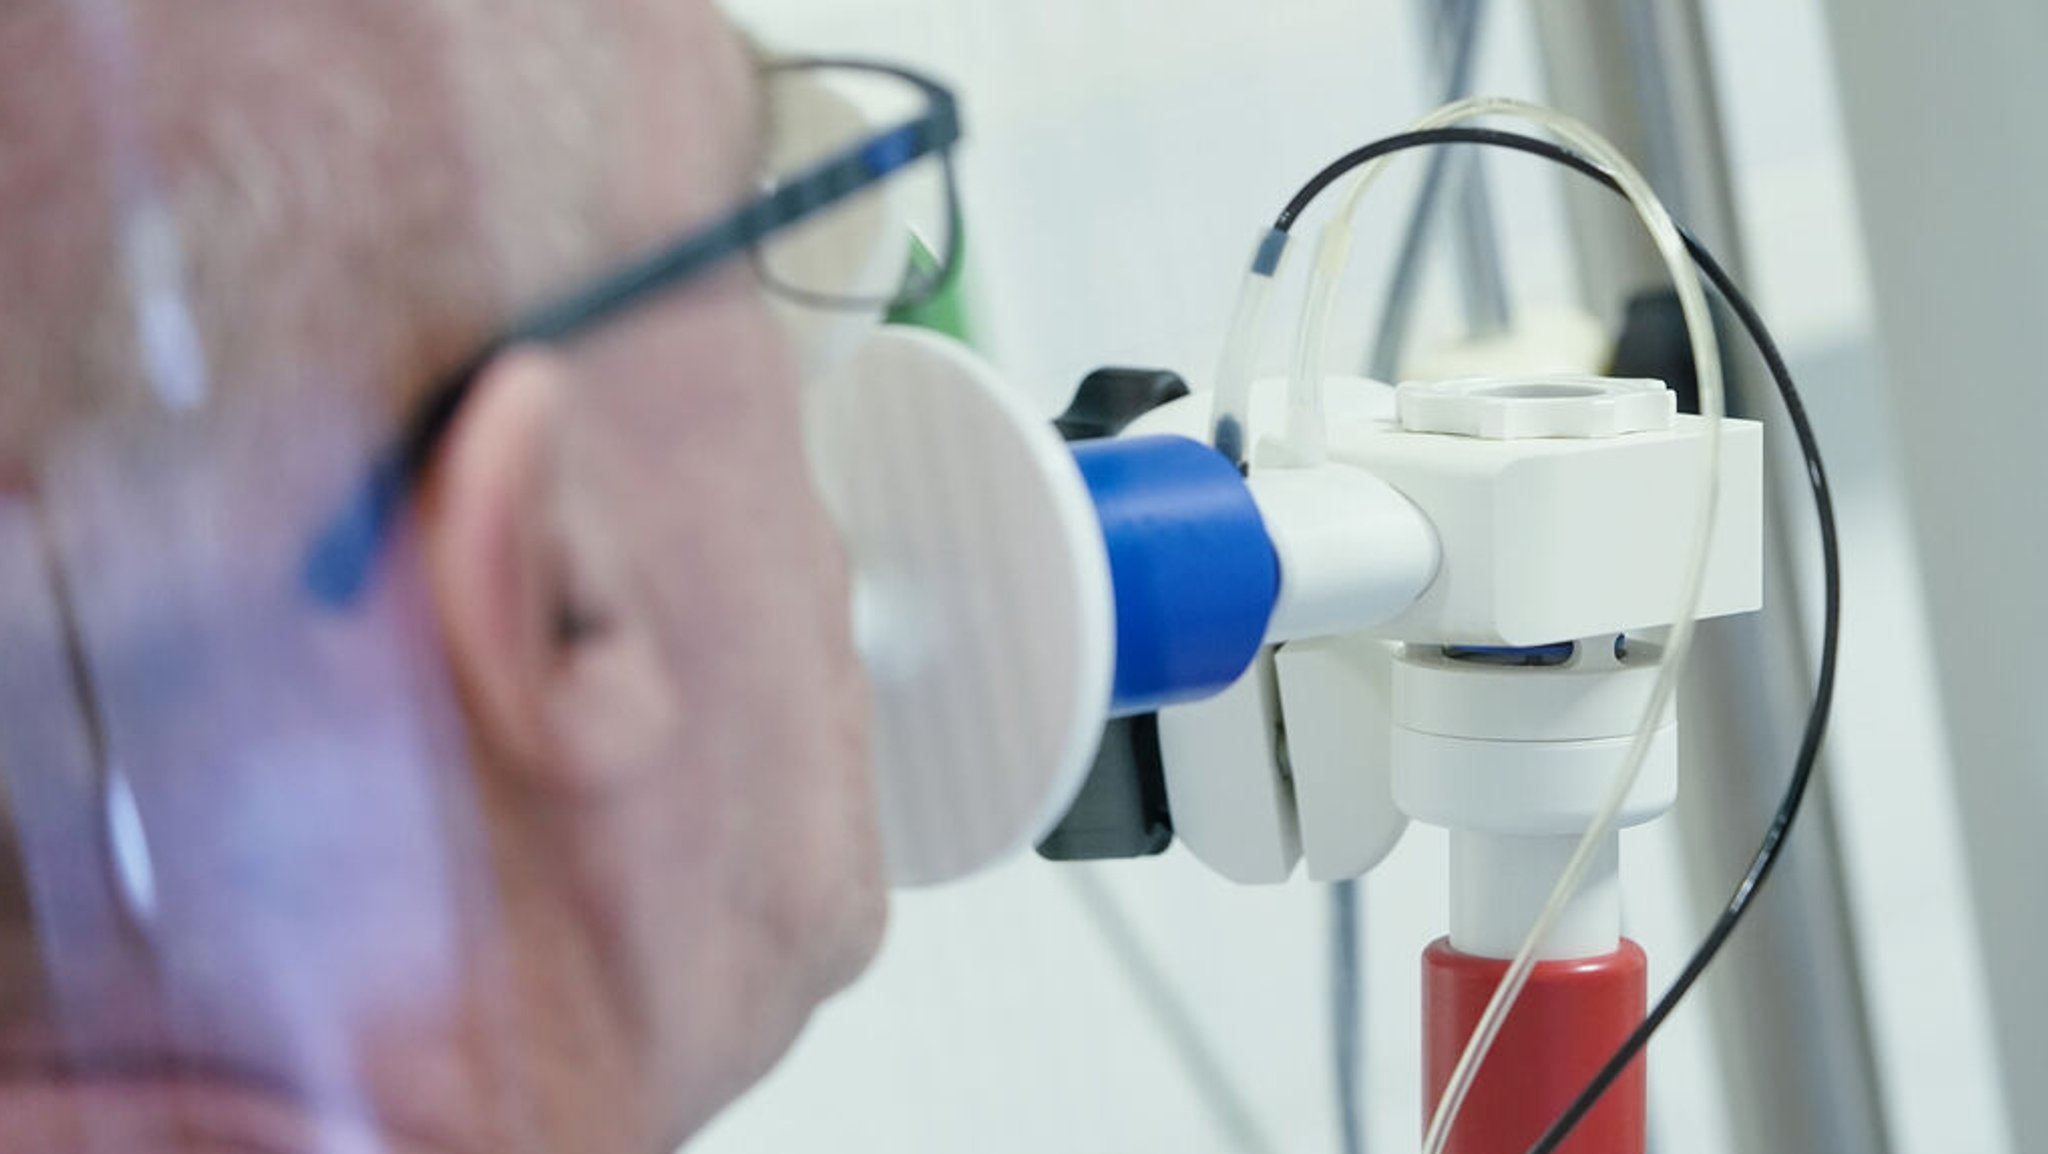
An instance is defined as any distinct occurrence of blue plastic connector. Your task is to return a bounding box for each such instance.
[1072,435,1280,716]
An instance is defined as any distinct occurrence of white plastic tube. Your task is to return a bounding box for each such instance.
[1281,219,1354,467]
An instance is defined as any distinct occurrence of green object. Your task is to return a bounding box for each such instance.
[887,230,974,344]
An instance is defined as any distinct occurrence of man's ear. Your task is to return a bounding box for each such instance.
[419,347,573,767]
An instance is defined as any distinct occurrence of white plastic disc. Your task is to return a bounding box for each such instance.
[806,327,1114,887]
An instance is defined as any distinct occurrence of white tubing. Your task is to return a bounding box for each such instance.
[1282,219,1353,467]
[1210,234,1287,469]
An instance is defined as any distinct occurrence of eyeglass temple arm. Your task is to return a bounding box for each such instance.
[301,101,960,609]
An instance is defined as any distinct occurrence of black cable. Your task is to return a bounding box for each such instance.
[1265,125,1842,1154]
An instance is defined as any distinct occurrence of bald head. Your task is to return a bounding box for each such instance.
[0,0,753,471]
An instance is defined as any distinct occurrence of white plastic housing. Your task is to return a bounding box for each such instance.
[1155,650,1300,884]
[1393,640,1676,959]
[1128,376,1764,646]
[1126,373,1753,898]
[1346,414,1760,645]
[1394,640,1676,745]
[1156,636,1413,887]
[1390,640,1678,838]
[1392,725,1678,837]
[1244,465,1439,643]
[1274,635,1408,881]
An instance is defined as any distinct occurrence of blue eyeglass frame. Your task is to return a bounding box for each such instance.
[303,57,963,606]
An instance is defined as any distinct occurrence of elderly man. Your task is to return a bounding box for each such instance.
[0,2,913,1151]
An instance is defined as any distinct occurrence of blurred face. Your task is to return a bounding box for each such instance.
[414,5,887,1148]
[555,262,887,1143]
[0,3,887,1149]
[605,8,888,994]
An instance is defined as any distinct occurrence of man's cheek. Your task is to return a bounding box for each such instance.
[828,864,889,994]
[805,737,889,995]
[788,589,886,992]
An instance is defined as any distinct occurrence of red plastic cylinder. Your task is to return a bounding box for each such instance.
[1423,937,1647,1154]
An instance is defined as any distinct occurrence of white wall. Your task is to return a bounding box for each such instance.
[1703,3,2010,1151]
[1807,0,2047,1150]
[691,2,2008,1152]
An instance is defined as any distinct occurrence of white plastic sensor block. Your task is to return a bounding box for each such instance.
[1347,407,1760,646]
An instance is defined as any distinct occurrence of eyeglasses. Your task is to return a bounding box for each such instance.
[303,57,964,606]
